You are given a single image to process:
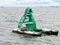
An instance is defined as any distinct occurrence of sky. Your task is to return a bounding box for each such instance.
[0,0,60,7]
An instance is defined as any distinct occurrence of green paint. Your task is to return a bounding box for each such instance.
[18,7,36,30]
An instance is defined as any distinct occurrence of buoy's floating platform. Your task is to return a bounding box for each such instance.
[12,29,42,36]
[41,28,58,35]
[12,28,58,36]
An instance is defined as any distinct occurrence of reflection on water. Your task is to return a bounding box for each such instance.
[0,7,60,45]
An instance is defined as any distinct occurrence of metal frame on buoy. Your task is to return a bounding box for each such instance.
[18,7,37,30]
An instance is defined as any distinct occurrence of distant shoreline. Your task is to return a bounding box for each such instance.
[0,6,60,8]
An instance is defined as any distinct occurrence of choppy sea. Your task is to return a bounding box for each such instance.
[0,7,60,45]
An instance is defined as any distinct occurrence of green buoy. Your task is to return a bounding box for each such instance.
[12,7,58,36]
